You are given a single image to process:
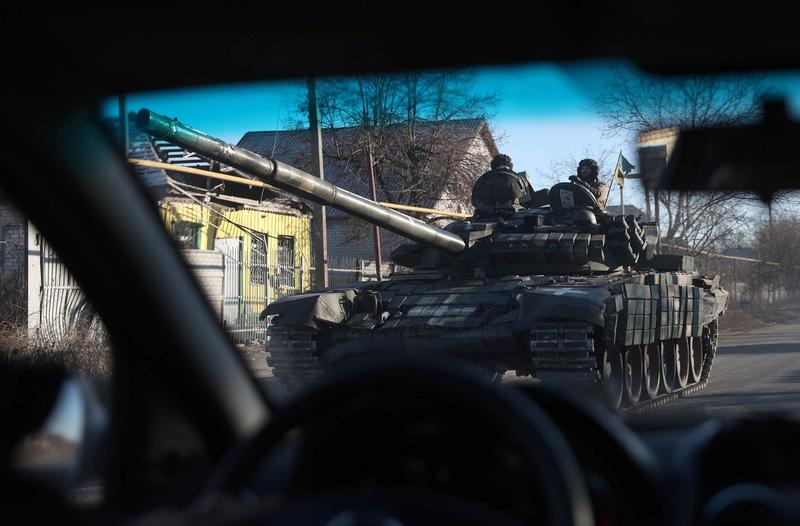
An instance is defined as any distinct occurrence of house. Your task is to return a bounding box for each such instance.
[5,117,314,343]
[237,119,498,267]
[159,195,312,296]
[115,115,314,302]
[130,119,314,341]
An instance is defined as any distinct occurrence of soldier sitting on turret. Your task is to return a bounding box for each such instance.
[471,154,535,217]
[570,158,609,209]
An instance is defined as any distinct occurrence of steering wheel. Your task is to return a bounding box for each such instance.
[516,383,667,525]
[206,359,594,525]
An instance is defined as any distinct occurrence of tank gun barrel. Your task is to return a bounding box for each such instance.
[135,109,466,254]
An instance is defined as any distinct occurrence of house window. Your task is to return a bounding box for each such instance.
[250,235,268,285]
[173,221,201,249]
[277,236,295,289]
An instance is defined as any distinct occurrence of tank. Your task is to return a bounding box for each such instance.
[137,109,729,410]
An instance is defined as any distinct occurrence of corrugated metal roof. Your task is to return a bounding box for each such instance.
[108,116,304,208]
[237,119,494,218]
[105,115,168,189]
[162,193,311,217]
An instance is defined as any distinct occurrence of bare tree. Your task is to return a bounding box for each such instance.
[595,68,770,253]
[293,71,499,239]
[661,192,751,253]
[597,74,766,135]
[754,214,800,301]
[538,144,616,188]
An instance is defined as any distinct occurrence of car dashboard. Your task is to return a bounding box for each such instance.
[204,373,800,526]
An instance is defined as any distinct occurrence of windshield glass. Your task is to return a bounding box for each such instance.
[97,60,800,418]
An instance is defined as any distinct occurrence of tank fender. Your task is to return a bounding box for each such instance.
[259,290,358,330]
[514,287,612,329]
[701,288,729,325]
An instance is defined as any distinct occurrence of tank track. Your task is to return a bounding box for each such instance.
[530,323,599,383]
[529,321,718,413]
[266,320,719,413]
[265,326,323,391]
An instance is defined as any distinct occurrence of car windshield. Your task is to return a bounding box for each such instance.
[7,59,800,427]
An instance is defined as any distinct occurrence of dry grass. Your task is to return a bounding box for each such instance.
[722,300,800,334]
[719,309,769,334]
[0,322,113,389]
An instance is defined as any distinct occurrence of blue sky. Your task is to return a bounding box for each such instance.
[103,60,800,210]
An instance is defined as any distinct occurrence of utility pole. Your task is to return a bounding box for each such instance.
[307,78,329,288]
[654,190,661,253]
[769,202,774,229]
[366,139,383,280]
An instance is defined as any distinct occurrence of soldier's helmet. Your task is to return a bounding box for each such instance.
[577,158,599,181]
[490,153,513,171]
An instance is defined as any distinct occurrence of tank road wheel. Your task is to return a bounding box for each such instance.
[623,346,644,406]
[688,336,704,384]
[642,342,661,400]
[600,346,624,409]
[660,341,678,393]
[676,338,690,388]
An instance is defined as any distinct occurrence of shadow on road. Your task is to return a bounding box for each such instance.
[778,370,800,383]
[668,390,800,417]
[719,343,800,355]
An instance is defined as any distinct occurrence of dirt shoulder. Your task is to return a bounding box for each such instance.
[238,343,270,378]
[721,303,800,335]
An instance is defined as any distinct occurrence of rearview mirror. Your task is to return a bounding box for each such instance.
[11,374,108,495]
[639,99,800,200]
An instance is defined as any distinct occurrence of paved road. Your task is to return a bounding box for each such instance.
[249,323,800,413]
[656,323,800,416]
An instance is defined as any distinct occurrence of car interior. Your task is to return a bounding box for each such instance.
[2,2,800,525]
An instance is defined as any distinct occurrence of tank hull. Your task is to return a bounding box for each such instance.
[265,269,728,409]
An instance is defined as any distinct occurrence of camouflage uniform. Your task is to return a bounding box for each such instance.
[588,180,609,207]
[471,154,529,215]
[575,158,609,208]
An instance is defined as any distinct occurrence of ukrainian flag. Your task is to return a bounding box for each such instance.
[613,152,636,188]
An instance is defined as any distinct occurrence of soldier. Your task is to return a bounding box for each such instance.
[471,154,533,216]
[570,158,609,208]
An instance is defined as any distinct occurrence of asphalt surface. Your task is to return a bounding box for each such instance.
[249,323,800,414]
[655,323,800,417]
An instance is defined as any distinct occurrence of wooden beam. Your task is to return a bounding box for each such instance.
[127,158,473,219]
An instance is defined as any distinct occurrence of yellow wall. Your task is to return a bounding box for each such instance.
[159,200,312,303]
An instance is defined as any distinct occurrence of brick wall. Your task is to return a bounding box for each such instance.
[326,217,409,261]
[181,249,224,317]
[0,205,26,288]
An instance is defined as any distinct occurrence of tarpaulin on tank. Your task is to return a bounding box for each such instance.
[514,287,611,329]
[260,290,358,330]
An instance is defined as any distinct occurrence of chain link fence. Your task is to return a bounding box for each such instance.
[219,253,397,343]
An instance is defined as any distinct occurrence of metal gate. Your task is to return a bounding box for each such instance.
[215,235,271,343]
[216,237,243,328]
[38,238,100,338]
